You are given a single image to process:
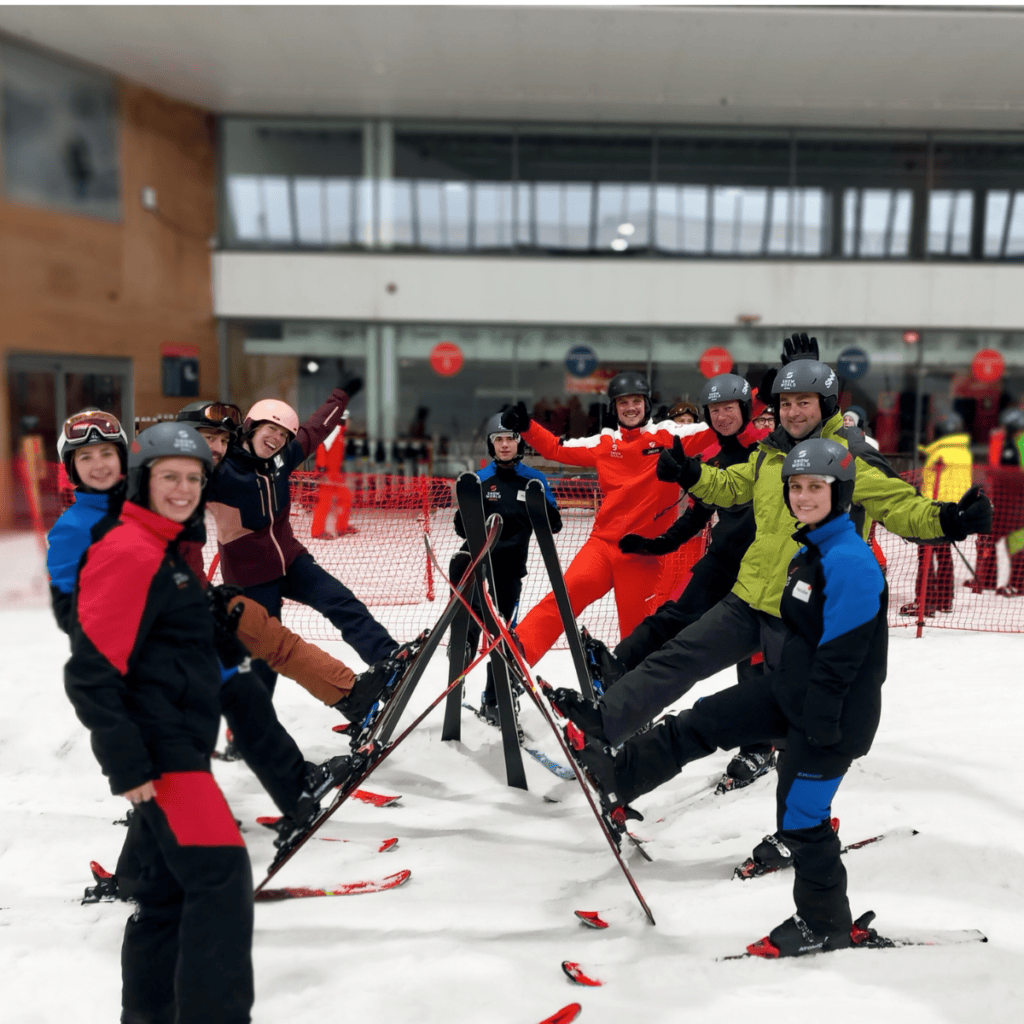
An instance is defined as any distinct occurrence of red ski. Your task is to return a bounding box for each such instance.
[352,789,402,808]
[561,961,603,987]
[574,910,609,930]
[539,1004,582,1023]
[254,868,411,902]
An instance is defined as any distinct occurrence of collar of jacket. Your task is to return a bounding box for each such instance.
[71,489,113,512]
[120,500,186,544]
[492,460,522,479]
[920,433,970,456]
[702,420,766,460]
[793,512,854,550]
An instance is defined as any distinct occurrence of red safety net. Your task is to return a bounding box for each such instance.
[43,462,1024,647]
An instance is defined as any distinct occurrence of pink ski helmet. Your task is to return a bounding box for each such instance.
[244,399,300,438]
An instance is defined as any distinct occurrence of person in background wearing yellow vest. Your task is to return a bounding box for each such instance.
[900,412,975,617]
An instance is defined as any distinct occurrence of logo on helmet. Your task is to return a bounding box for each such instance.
[708,387,722,401]
[780,371,797,390]
[172,429,198,452]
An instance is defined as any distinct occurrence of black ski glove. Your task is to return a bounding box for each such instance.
[620,532,676,556]
[756,368,778,407]
[500,401,531,434]
[206,584,251,670]
[618,534,649,554]
[340,376,363,400]
[781,332,820,364]
[938,485,993,541]
[656,436,703,489]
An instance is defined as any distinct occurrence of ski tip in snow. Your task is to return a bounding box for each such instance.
[378,837,399,852]
[332,722,353,734]
[89,860,113,881]
[574,910,609,930]
[539,1003,583,1024]
[352,789,402,807]
[254,868,411,902]
[561,961,603,986]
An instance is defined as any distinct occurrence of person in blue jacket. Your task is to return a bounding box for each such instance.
[47,409,129,632]
[571,438,890,958]
[451,413,562,720]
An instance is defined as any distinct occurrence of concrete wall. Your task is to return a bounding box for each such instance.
[1,82,218,527]
[214,251,1024,331]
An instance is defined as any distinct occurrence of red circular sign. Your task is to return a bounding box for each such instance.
[429,341,464,378]
[972,348,1005,383]
[699,346,734,379]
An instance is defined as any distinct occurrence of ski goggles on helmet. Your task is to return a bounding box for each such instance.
[488,431,521,443]
[196,402,242,428]
[62,410,124,442]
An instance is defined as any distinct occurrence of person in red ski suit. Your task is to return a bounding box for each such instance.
[500,371,711,667]
[311,412,355,539]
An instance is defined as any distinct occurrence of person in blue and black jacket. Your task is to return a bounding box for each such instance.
[450,412,562,720]
[573,438,890,958]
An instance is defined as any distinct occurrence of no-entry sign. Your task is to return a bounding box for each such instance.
[971,348,1005,383]
[699,346,733,378]
[429,342,464,377]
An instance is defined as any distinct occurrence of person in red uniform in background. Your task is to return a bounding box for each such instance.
[311,410,356,539]
[500,371,710,667]
[974,407,1024,596]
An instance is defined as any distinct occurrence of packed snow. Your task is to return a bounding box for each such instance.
[1,532,1021,1024]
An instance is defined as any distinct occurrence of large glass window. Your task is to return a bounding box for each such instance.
[1,39,120,220]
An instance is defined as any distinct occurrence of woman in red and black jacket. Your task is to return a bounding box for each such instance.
[206,381,398,695]
[65,422,254,1024]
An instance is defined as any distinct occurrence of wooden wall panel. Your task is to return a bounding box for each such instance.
[0,80,218,528]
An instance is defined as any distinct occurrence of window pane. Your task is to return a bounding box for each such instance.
[227,175,263,241]
[845,188,913,258]
[596,183,650,250]
[928,190,974,256]
[1006,193,1024,257]
[326,179,357,244]
[261,177,293,242]
[1,39,121,220]
[711,186,767,255]
[293,178,325,244]
[535,182,592,250]
[393,129,513,181]
[473,182,514,249]
[984,190,1012,257]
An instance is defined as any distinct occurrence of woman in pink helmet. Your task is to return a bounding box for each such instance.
[205,380,399,695]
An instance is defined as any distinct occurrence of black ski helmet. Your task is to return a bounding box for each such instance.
[176,400,243,436]
[700,374,752,431]
[485,412,525,463]
[127,422,214,510]
[607,371,652,427]
[771,360,840,423]
[932,412,965,441]
[57,408,129,488]
[781,437,856,520]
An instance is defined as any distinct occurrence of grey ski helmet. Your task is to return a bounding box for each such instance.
[700,374,752,431]
[781,437,856,519]
[772,360,840,422]
[999,408,1024,433]
[607,371,652,426]
[485,411,525,463]
[127,422,214,509]
[932,412,965,441]
[57,408,129,488]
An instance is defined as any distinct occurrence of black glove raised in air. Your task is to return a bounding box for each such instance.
[938,485,993,541]
[340,376,363,400]
[500,401,531,434]
[656,436,703,489]
[781,332,820,364]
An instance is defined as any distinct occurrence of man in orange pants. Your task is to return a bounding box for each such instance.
[501,372,710,666]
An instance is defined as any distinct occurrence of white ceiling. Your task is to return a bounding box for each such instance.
[3,5,1024,130]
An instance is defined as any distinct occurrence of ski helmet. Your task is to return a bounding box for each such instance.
[607,371,652,426]
[781,437,856,520]
[771,360,840,421]
[176,400,243,435]
[485,412,525,463]
[999,407,1024,433]
[932,412,964,441]
[243,399,300,439]
[126,422,213,509]
[668,400,700,423]
[700,374,752,430]
[843,405,868,428]
[57,408,128,488]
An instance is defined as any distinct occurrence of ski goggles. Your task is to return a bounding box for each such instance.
[488,431,521,443]
[63,410,124,442]
[196,402,242,428]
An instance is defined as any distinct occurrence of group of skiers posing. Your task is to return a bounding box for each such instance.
[50,333,993,1021]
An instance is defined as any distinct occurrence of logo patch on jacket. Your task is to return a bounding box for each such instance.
[641,446,664,456]
[792,580,813,603]
[172,571,192,590]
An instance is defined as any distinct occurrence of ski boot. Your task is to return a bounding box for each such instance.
[716,747,777,794]
[335,634,426,747]
[580,627,623,697]
[746,913,852,959]
[899,600,935,618]
[271,755,353,855]
[548,686,610,745]
[734,832,793,880]
[216,727,243,762]
[82,861,121,904]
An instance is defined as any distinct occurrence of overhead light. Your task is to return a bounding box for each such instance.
[617,222,636,236]
[305,359,320,374]
[611,238,629,251]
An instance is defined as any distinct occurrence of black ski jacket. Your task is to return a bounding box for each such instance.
[774,513,888,758]
[64,501,222,796]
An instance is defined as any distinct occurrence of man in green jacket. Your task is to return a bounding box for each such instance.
[554,339,993,749]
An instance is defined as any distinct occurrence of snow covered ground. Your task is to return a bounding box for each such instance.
[1,532,1022,1024]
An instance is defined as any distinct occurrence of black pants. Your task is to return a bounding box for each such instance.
[243,552,397,694]
[449,549,522,704]
[121,772,254,1024]
[615,679,853,937]
[601,592,787,746]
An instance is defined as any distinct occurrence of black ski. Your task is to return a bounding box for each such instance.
[253,516,502,895]
[476,582,656,924]
[455,472,528,790]
[523,478,594,699]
